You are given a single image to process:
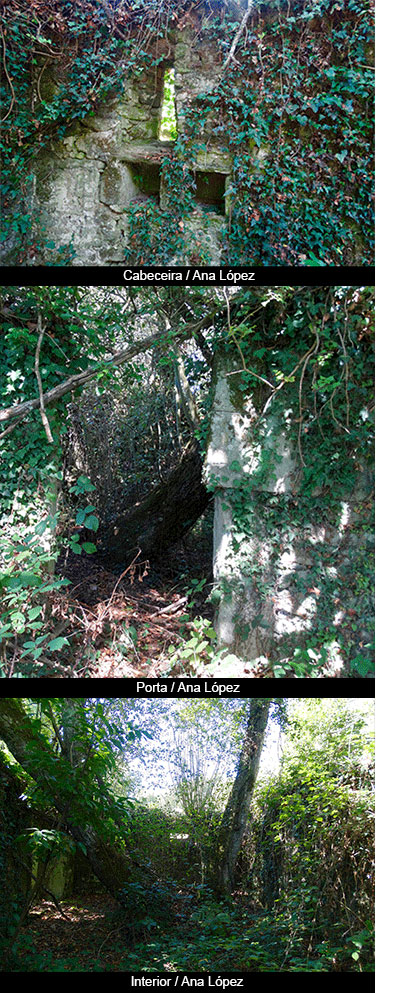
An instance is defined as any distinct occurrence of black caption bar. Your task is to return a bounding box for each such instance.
[0,677,375,698]
[0,969,375,989]
[1,265,374,287]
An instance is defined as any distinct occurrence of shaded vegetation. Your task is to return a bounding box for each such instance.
[0,697,374,972]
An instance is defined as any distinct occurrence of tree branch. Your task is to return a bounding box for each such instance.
[34,316,55,444]
[0,289,249,439]
[221,0,254,73]
[0,330,166,429]
[173,344,201,431]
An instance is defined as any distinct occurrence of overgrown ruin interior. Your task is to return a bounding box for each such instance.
[0,697,375,973]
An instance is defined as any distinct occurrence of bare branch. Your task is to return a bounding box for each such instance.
[0,330,165,429]
[0,290,248,439]
[34,316,55,444]
[221,0,254,73]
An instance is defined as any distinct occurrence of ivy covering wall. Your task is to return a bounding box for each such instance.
[0,0,374,265]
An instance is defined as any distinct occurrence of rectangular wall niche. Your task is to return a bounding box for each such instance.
[127,161,161,205]
[195,172,227,215]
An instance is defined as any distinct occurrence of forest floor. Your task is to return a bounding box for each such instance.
[43,525,273,678]
[44,533,221,678]
[9,889,364,973]
[5,524,368,679]
[22,895,125,971]
[13,889,275,973]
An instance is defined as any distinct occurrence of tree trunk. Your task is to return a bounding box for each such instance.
[215,699,270,895]
[99,438,210,562]
[0,699,136,905]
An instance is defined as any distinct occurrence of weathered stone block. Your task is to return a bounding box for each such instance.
[100,162,138,206]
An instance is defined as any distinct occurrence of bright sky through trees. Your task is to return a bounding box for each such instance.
[128,698,373,798]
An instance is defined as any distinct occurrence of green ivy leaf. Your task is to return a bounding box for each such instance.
[48,636,69,651]
[84,515,99,532]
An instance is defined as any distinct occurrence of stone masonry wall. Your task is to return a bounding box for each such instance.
[31,22,230,264]
[206,350,374,675]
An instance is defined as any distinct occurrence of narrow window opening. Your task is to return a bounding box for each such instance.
[159,67,177,141]
[127,161,161,205]
[195,172,227,215]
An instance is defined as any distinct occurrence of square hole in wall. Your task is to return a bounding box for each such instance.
[127,161,161,205]
[195,172,227,215]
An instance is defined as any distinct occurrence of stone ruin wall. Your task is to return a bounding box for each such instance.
[0,2,374,267]
[206,352,374,673]
[31,18,234,265]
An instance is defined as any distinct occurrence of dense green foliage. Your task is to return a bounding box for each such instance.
[0,288,126,674]
[0,285,374,677]
[1,0,374,264]
[0,698,374,972]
